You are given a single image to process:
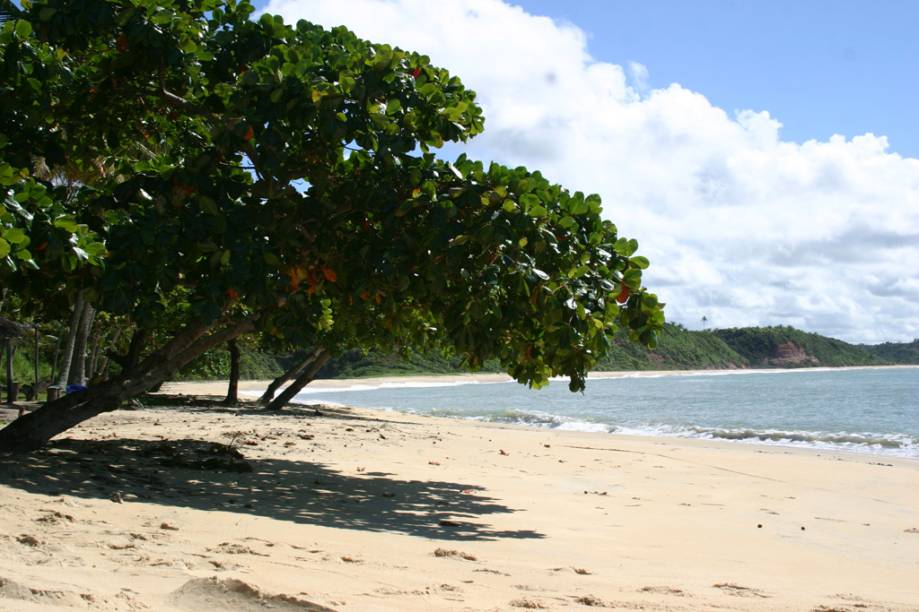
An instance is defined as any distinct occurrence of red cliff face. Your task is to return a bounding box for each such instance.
[767,341,819,367]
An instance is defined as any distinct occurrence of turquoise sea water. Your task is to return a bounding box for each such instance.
[279,367,919,458]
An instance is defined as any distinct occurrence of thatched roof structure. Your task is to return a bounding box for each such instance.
[0,316,28,341]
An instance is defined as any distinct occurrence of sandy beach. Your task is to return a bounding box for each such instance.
[0,379,917,611]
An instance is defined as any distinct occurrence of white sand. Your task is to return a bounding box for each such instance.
[0,379,917,611]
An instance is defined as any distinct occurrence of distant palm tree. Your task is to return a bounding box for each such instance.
[701,315,708,330]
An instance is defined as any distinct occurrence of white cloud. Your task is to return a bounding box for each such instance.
[265,0,919,343]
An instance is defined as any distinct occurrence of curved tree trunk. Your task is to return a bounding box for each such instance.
[266,350,329,411]
[258,348,320,405]
[223,339,240,404]
[0,318,255,453]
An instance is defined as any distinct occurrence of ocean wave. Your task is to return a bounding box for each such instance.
[432,408,613,433]
[625,424,919,457]
[686,427,911,449]
[432,409,919,457]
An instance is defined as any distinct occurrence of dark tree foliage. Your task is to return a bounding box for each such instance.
[0,0,664,451]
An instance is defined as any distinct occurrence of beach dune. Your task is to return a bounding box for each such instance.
[0,379,916,611]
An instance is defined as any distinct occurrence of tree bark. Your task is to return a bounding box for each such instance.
[69,301,95,386]
[4,340,13,406]
[57,291,84,389]
[258,348,321,405]
[0,318,255,453]
[50,331,62,386]
[31,327,39,400]
[223,339,240,404]
[124,328,146,372]
[265,350,329,411]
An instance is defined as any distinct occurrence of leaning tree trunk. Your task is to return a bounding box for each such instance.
[266,350,330,411]
[258,348,321,405]
[0,318,255,453]
[57,291,84,389]
[224,339,240,404]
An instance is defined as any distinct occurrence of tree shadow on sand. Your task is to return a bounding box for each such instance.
[140,393,422,426]
[0,438,544,542]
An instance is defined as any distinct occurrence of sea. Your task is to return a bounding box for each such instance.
[283,367,919,459]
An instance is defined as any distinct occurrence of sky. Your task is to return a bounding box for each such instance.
[258,0,919,344]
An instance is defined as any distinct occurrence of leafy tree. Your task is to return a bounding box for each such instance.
[0,0,664,452]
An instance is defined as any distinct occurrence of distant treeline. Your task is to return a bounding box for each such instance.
[171,323,919,381]
[10,322,915,384]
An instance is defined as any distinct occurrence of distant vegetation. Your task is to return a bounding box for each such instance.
[712,326,887,368]
[172,323,917,380]
[12,323,915,386]
[866,339,919,364]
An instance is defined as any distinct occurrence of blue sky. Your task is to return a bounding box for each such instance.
[263,0,919,343]
[258,0,919,158]
[514,0,919,157]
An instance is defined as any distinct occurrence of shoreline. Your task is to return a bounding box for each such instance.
[1,396,917,610]
[160,364,919,461]
[165,361,919,393]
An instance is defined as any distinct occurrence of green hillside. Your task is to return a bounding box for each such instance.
[864,339,919,364]
[593,324,746,370]
[713,326,884,367]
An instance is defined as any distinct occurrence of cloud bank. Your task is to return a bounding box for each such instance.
[265,0,919,343]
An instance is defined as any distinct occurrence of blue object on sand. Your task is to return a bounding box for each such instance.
[66,384,87,394]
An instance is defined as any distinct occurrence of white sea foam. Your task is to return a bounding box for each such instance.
[613,424,919,458]
[462,410,919,458]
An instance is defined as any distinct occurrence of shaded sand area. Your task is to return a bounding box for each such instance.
[0,384,916,610]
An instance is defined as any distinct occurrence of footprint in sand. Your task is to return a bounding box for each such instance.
[16,534,41,547]
[0,575,130,609]
[207,542,269,556]
[639,585,687,596]
[573,594,606,606]
[168,577,335,611]
[713,583,769,598]
[433,548,477,561]
[509,598,546,609]
[34,510,75,525]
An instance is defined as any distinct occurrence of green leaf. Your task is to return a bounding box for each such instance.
[2,228,28,245]
[53,218,79,233]
[527,204,547,218]
[629,256,649,269]
[14,20,32,39]
[0,238,9,258]
[519,193,540,208]
[623,269,642,289]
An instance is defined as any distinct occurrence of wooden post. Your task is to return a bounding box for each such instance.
[47,386,60,401]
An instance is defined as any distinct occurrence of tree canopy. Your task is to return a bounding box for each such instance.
[0,0,664,452]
